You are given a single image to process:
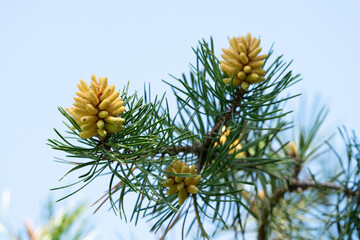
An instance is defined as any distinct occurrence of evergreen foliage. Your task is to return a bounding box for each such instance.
[48,36,360,239]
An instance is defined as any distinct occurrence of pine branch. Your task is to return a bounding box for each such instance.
[288,178,360,198]
[257,188,286,240]
[257,176,360,240]
[53,37,353,238]
[162,144,202,157]
[198,87,246,171]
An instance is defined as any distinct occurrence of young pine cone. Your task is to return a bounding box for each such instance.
[162,160,202,206]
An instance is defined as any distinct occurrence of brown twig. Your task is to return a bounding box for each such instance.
[25,219,37,240]
[163,144,202,157]
[198,88,246,171]
[160,207,184,240]
[288,178,360,198]
[192,195,210,240]
[257,188,286,240]
[92,166,137,213]
[91,180,124,214]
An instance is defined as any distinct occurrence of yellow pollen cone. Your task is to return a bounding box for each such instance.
[100,87,111,101]
[81,123,96,131]
[237,71,246,80]
[252,54,268,61]
[181,165,189,173]
[98,111,108,119]
[246,33,251,45]
[238,43,247,54]
[81,116,98,124]
[90,81,98,96]
[252,68,266,76]
[79,128,97,138]
[220,135,227,145]
[175,176,183,183]
[77,83,87,93]
[67,75,126,138]
[248,47,262,59]
[186,185,199,194]
[107,101,124,113]
[74,96,90,104]
[99,77,108,92]
[240,36,248,49]
[89,91,99,106]
[192,175,202,185]
[76,91,89,100]
[258,190,265,200]
[178,188,188,206]
[221,34,268,87]
[104,123,121,133]
[184,177,193,185]
[173,160,182,173]
[177,182,185,191]
[229,37,240,52]
[99,99,110,110]
[189,164,196,175]
[97,128,107,137]
[166,166,176,175]
[239,52,249,64]
[162,161,202,206]
[166,186,178,196]
[162,178,175,188]
[72,107,88,115]
[248,61,265,68]
[80,79,90,92]
[73,101,87,109]
[96,119,105,129]
[225,129,230,136]
[86,104,99,115]
[105,116,125,125]
[250,38,261,50]
[289,142,297,157]
[105,91,120,104]
[243,66,252,74]
[241,81,250,90]
[246,73,259,83]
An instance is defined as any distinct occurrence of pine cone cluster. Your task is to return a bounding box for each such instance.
[162,160,202,206]
[220,33,268,90]
[66,75,126,139]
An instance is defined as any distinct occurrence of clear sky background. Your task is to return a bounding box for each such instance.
[0,0,359,239]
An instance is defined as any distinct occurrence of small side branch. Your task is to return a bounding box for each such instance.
[257,177,360,240]
[288,178,360,198]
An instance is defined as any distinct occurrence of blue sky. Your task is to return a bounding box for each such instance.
[1,0,359,239]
